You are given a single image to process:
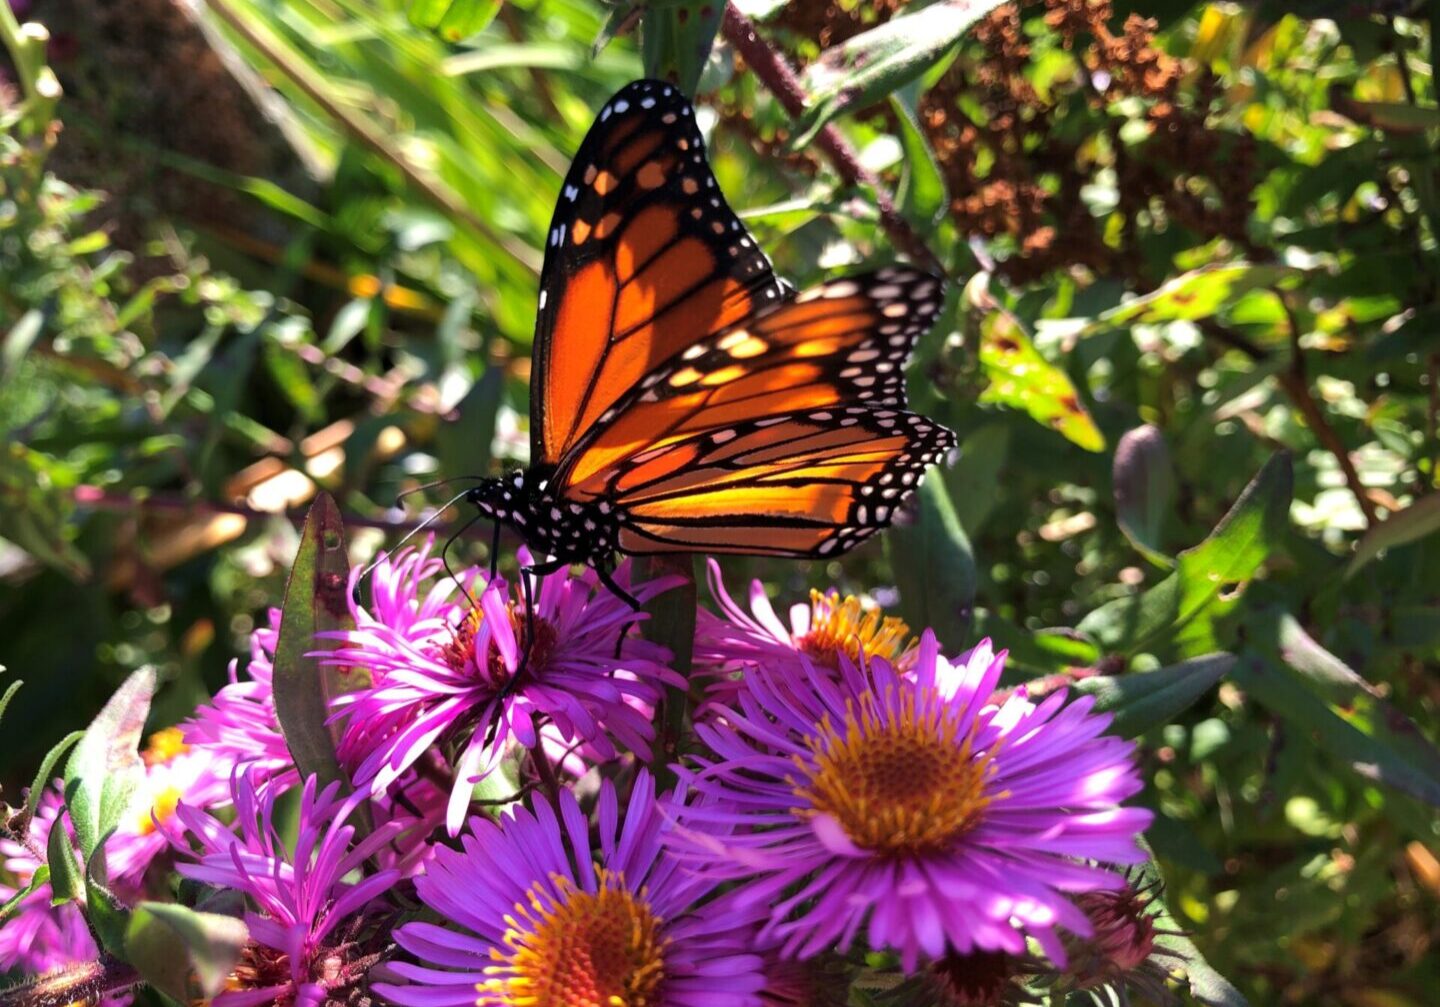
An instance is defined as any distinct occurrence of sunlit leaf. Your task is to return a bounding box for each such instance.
[891,96,947,233]
[272,493,353,789]
[1091,263,1301,329]
[969,277,1105,452]
[641,3,723,94]
[1345,492,1440,579]
[1080,453,1293,656]
[407,0,503,43]
[126,902,249,1002]
[794,0,1010,146]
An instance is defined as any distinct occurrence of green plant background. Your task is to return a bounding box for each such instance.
[2,0,1439,1003]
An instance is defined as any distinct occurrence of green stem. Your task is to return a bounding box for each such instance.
[0,4,62,138]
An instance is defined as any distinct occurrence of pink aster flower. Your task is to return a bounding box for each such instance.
[104,727,229,887]
[677,631,1153,969]
[0,791,101,976]
[171,773,402,1007]
[373,771,768,1007]
[183,608,296,787]
[324,545,680,834]
[696,559,916,706]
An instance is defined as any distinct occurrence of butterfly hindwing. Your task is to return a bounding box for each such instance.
[531,79,788,468]
[608,407,956,558]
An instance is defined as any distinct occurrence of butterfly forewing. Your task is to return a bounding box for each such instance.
[555,267,945,496]
[531,80,788,468]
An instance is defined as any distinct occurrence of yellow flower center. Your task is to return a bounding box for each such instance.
[797,592,913,669]
[136,785,183,836]
[794,690,997,855]
[482,869,668,1007]
[142,726,189,767]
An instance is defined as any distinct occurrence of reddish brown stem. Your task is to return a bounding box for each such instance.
[721,3,946,276]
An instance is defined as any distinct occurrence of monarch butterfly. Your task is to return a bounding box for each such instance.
[462,79,954,609]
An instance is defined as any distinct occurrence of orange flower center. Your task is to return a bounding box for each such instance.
[796,592,913,669]
[136,785,183,836]
[482,870,668,1007]
[438,602,556,684]
[794,690,996,854]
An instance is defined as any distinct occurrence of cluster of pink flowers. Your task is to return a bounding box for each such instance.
[1,545,1162,1006]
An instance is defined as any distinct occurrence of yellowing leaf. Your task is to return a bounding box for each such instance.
[971,284,1104,453]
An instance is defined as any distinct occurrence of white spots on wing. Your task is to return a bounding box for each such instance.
[614,99,630,113]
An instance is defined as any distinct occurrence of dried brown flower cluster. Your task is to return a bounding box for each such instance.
[751,0,1261,288]
[921,0,1260,285]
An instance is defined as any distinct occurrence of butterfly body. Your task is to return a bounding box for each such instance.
[470,79,955,581]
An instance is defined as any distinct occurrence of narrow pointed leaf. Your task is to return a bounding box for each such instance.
[1345,492,1440,579]
[407,0,503,43]
[1089,263,1300,330]
[641,3,723,95]
[0,866,48,926]
[22,731,83,836]
[886,475,976,652]
[273,493,352,788]
[891,96,947,232]
[1072,654,1234,738]
[46,819,83,906]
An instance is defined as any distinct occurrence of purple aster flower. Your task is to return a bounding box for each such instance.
[324,545,680,834]
[170,773,402,1007]
[696,559,915,706]
[677,631,1153,969]
[373,771,768,1007]
[0,790,101,976]
[183,608,296,788]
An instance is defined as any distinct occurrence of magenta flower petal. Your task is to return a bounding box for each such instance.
[374,773,768,1007]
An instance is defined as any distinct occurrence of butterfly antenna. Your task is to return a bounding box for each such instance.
[353,485,479,602]
[441,510,487,610]
[395,475,486,510]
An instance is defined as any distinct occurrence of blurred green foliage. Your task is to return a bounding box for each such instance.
[3,0,1440,1002]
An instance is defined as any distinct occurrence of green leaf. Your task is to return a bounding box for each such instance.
[22,730,83,837]
[1072,653,1234,738]
[126,902,249,1002]
[886,475,976,652]
[1250,607,1440,795]
[1090,263,1300,329]
[1234,650,1440,807]
[891,96,947,232]
[0,866,48,926]
[793,0,1008,146]
[1333,96,1440,134]
[969,276,1105,452]
[0,677,21,726]
[46,815,84,906]
[1113,424,1177,568]
[273,493,353,788]
[641,3,723,95]
[407,0,503,43]
[1344,492,1440,579]
[63,667,155,861]
[1079,452,1293,656]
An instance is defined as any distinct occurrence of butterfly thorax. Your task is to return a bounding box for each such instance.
[465,469,618,565]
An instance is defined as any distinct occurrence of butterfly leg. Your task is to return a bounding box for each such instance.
[501,558,569,698]
[595,561,642,659]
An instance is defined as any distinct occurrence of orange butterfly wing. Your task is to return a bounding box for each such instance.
[530,80,788,468]
[552,270,954,558]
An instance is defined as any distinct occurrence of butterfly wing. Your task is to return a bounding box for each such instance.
[551,269,954,558]
[530,79,788,468]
